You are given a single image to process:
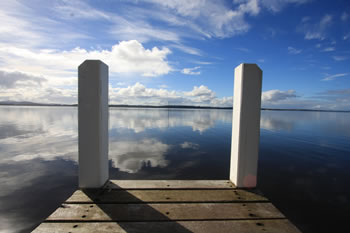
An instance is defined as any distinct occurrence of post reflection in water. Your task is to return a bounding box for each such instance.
[0,106,349,233]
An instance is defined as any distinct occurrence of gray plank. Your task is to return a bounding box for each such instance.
[108,180,235,189]
[33,220,301,233]
[66,189,267,203]
[47,203,284,221]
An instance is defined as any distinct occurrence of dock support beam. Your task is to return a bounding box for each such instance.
[230,64,262,188]
[78,60,109,188]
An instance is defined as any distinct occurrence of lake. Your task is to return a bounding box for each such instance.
[0,106,349,233]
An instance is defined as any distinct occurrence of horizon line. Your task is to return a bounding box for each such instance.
[0,101,349,113]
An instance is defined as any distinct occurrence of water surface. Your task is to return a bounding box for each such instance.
[0,106,349,233]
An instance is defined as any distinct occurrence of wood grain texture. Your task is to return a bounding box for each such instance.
[47,203,284,221]
[33,180,302,233]
[108,180,236,189]
[65,189,267,203]
[33,220,301,233]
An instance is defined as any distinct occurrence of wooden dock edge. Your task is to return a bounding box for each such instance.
[32,180,302,233]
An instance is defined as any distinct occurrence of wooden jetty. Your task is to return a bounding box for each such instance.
[33,180,300,233]
[33,61,301,232]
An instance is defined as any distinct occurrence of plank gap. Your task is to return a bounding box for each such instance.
[64,200,271,204]
[44,217,287,223]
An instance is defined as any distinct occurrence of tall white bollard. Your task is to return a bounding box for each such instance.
[230,64,262,188]
[78,60,109,188]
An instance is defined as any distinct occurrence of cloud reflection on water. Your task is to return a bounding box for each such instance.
[1,107,350,233]
[109,108,232,133]
[0,107,233,177]
[109,139,170,173]
[0,107,233,232]
[0,107,77,162]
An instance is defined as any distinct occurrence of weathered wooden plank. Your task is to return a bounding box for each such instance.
[33,220,301,233]
[47,203,284,221]
[32,179,301,233]
[66,189,267,203]
[108,180,235,189]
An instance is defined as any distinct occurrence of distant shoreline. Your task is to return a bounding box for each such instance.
[1,102,349,112]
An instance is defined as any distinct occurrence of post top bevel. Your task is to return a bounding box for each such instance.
[79,60,108,69]
[236,63,262,72]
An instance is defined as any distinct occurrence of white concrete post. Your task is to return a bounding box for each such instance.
[230,63,262,188]
[78,60,109,188]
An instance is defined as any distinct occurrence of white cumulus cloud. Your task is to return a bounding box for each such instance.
[185,85,216,97]
[0,40,172,79]
[113,82,178,99]
[262,89,297,102]
[110,83,233,107]
[0,70,46,88]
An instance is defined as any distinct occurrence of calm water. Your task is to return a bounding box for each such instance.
[0,106,349,233]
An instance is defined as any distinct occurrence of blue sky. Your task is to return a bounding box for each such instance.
[0,0,350,109]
